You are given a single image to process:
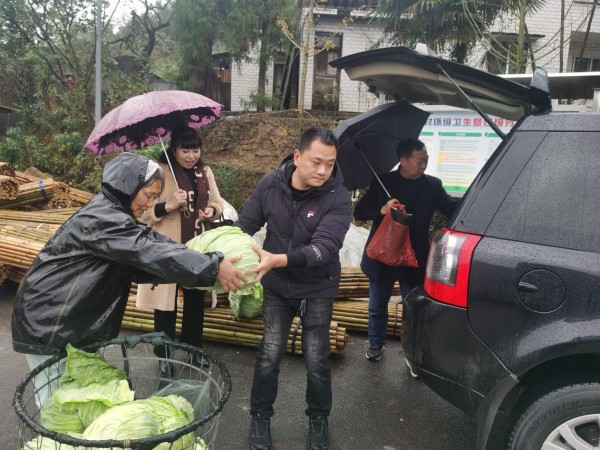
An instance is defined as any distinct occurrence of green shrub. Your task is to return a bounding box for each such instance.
[240,92,284,112]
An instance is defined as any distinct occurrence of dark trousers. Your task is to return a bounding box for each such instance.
[154,287,205,349]
[250,289,333,418]
[368,278,413,348]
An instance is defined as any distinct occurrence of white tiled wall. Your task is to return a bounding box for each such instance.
[230,45,275,112]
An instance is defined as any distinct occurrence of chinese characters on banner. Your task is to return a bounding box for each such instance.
[420,111,515,195]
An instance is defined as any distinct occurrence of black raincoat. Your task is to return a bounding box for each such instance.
[12,153,223,355]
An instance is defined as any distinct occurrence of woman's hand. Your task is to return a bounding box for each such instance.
[217,255,248,292]
[165,189,188,213]
[198,206,215,221]
[246,244,287,284]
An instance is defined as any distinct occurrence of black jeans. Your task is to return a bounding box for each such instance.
[154,287,205,350]
[250,289,333,418]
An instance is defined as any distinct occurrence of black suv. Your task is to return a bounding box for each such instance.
[332,47,600,449]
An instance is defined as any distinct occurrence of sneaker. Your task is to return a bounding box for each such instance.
[307,415,329,450]
[249,414,272,450]
[366,346,383,361]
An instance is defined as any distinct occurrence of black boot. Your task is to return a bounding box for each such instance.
[249,413,272,450]
[307,415,329,450]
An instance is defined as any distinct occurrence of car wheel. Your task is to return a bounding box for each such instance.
[508,381,600,450]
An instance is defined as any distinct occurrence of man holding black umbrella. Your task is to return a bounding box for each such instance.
[354,138,457,362]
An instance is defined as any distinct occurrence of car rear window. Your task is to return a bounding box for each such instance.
[487,131,600,253]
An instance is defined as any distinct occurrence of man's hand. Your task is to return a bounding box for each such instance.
[380,198,399,215]
[247,244,287,284]
[217,255,248,292]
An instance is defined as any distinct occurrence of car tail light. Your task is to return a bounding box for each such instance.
[424,228,481,308]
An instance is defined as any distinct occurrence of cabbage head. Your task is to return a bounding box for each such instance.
[82,395,196,450]
[39,344,134,433]
[186,226,264,319]
[22,432,82,450]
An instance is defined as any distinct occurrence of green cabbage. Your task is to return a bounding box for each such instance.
[27,346,208,450]
[39,344,134,433]
[22,433,82,450]
[186,226,264,319]
[82,395,196,450]
[59,344,127,387]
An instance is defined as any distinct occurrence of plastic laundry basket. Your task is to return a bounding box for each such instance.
[14,333,231,449]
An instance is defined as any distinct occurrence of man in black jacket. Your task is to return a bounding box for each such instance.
[354,138,457,362]
[236,128,351,450]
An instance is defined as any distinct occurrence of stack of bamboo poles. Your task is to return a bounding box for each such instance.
[13,171,38,184]
[123,295,348,355]
[0,216,68,283]
[69,187,95,206]
[22,167,81,208]
[0,178,71,209]
[0,162,15,177]
[335,267,400,299]
[0,175,19,200]
[0,232,45,268]
[333,300,403,337]
[0,208,77,224]
[0,163,74,209]
[23,167,50,179]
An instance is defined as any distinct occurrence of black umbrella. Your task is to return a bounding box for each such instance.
[333,100,430,196]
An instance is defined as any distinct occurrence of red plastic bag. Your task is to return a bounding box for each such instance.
[365,202,418,267]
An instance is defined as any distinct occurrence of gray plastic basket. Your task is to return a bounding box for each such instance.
[14,334,231,449]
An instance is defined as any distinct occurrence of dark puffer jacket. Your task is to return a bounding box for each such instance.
[236,155,351,299]
[12,153,222,355]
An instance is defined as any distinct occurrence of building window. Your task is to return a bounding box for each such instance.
[312,33,342,111]
[572,56,600,72]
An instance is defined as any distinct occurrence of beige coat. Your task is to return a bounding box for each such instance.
[136,162,224,311]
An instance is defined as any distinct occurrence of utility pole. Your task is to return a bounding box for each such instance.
[95,0,102,124]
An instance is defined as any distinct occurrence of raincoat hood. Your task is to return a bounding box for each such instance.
[101,152,158,211]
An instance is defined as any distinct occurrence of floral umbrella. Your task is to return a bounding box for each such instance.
[84,90,222,156]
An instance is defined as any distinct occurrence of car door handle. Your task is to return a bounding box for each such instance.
[518,281,539,293]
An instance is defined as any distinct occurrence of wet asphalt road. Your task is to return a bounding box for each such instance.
[0,281,478,450]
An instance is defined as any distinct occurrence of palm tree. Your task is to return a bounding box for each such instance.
[374,0,501,63]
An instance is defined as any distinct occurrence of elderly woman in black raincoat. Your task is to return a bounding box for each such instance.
[12,153,246,368]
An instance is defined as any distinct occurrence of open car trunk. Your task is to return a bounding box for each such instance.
[329,46,551,121]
